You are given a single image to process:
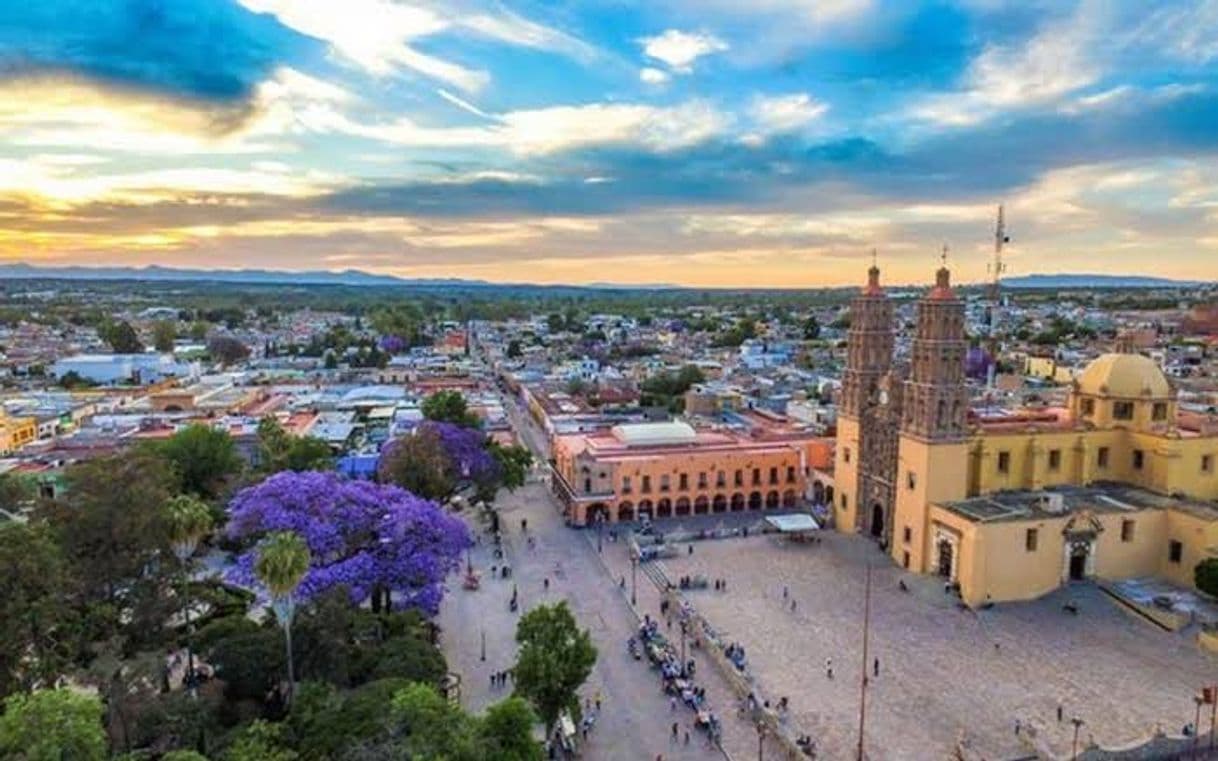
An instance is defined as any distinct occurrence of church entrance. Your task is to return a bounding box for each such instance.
[870,504,885,539]
[936,540,953,579]
[1068,544,1089,581]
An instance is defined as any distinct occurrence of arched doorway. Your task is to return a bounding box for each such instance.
[782,490,797,508]
[812,481,825,505]
[675,497,691,516]
[730,493,745,512]
[765,491,779,509]
[638,499,653,520]
[748,492,762,510]
[1068,542,1090,581]
[825,486,835,506]
[694,496,709,514]
[618,502,634,522]
[870,504,884,538]
[712,494,727,513]
[587,504,609,526]
[937,540,954,579]
[657,498,672,518]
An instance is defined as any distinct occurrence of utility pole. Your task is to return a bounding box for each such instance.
[630,554,638,606]
[856,564,872,761]
[986,204,1010,389]
[1194,694,1204,757]
[1070,717,1084,760]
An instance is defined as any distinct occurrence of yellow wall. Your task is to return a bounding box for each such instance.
[0,414,37,454]
[1025,356,1060,380]
[892,436,969,573]
[1161,508,1218,588]
[834,416,861,533]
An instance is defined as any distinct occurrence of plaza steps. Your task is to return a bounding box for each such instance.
[641,560,672,592]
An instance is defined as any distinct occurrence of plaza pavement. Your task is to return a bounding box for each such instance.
[437,479,735,761]
[653,529,1218,760]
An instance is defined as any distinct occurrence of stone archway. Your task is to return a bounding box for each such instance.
[782,490,797,508]
[712,494,727,513]
[675,497,691,516]
[657,498,672,518]
[730,493,745,512]
[812,481,825,505]
[618,501,634,522]
[694,496,709,514]
[638,499,653,520]
[765,491,779,509]
[870,503,885,538]
[748,492,762,510]
[587,503,609,526]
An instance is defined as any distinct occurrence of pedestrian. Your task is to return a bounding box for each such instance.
[671,721,679,740]
[670,695,677,712]
[684,730,690,746]
[825,657,833,679]
[790,599,797,612]
[1015,718,1021,735]
[1057,703,1063,723]
[521,518,527,532]
[544,577,549,591]
[490,673,495,688]
[873,657,879,677]
[783,585,788,599]
[596,693,602,712]
[688,544,693,555]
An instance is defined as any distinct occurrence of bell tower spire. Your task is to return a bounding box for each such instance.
[901,257,968,441]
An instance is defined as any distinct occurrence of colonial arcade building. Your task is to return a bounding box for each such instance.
[834,263,1218,606]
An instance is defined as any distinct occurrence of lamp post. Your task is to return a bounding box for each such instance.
[756,720,766,761]
[630,554,638,606]
[1070,717,1084,760]
[680,619,688,675]
[597,515,603,553]
[480,629,486,662]
[1194,695,1205,757]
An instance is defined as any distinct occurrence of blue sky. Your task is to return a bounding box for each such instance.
[1,0,1216,285]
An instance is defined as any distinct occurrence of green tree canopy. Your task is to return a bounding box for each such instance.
[100,319,143,354]
[479,697,542,761]
[157,424,243,500]
[153,320,178,353]
[1196,558,1218,597]
[511,602,597,736]
[421,390,480,428]
[0,523,76,698]
[0,688,107,761]
[224,720,298,761]
[803,314,821,340]
[378,428,457,501]
[256,417,332,475]
[207,335,250,366]
[506,339,523,358]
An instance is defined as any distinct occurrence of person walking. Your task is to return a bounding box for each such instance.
[873,657,879,678]
[684,730,690,746]
[671,722,679,741]
[783,585,788,599]
[825,657,833,680]
[1057,703,1064,723]
[791,599,797,612]
[544,577,549,591]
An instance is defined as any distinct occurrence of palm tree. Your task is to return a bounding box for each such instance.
[164,494,213,688]
[254,531,310,704]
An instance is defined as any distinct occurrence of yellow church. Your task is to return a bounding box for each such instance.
[834,263,1218,607]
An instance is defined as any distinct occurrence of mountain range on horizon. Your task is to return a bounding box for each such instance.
[0,262,1207,291]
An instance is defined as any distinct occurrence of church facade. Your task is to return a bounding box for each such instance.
[834,263,1218,606]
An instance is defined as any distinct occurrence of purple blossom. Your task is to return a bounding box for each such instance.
[379,335,407,354]
[420,421,501,487]
[226,470,470,614]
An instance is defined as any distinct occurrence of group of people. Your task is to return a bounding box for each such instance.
[724,641,747,671]
[489,668,514,689]
[635,614,722,748]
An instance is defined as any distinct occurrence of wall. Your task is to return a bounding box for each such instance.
[892,437,969,573]
[834,416,861,533]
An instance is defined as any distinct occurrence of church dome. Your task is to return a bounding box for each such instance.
[1076,353,1171,398]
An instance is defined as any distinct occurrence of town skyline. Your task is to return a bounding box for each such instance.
[3,1,1218,285]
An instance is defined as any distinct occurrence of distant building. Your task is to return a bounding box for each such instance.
[51,353,197,385]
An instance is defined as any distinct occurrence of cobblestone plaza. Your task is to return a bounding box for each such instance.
[656,530,1217,760]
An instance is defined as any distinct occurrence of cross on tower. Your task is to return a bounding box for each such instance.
[940,244,949,266]
[871,248,878,267]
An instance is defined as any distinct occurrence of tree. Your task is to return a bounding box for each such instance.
[57,370,95,389]
[0,689,107,761]
[256,417,332,474]
[158,424,243,500]
[1196,558,1218,597]
[506,339,522,359]
[512,602,597,737]
[389,682,478,760]
[153,320,178,353]
[164,494,214,681]
[39,450,178,643]
[227,471,470,616]
[488,442,533,494]
[224,720,298,761]
[545,313,565,333]
[100,319,143,353]
[377,428,456,501]
[0,523,76,698]
[208,628,285,702]
[803,315,821,340]
[421,390,480,428]
[479,697,543,761]
[255,532,310,703]
[207,335,250,366]
[0,471,35,515]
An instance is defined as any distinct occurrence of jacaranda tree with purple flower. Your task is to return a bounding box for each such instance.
[227,471,470,615]
[379,421,501,501]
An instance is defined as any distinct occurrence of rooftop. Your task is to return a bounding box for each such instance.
[939,483,1218,523]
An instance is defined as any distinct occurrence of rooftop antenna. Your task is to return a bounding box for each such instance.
[985,205,1010,390]
[940,243,949,266]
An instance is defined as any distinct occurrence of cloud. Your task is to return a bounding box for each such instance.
[238,0,598,92]
[639,30,728,73]
[748,93,828,135]
[436,88,493,119]
[640,68,671,85]
[0,0,319,103]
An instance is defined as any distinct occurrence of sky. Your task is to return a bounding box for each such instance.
[1,0,1217,287]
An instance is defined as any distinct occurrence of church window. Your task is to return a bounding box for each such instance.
[642,475,651,493]
[1169,540,1183,564]
[584,478,592,493]
[679,473,688,490]
[1132,450,1144,470]
[622,476,632,493]
[769,467,778,485]
[1202,455,1213,474]
[1097,447,1109,468]
[1048,449,1061,471]
[752,468,761,486]
[1113,401,1134,421]
[997,451,1011,474]
[844,447,851,463]
[841,493,848,510]
[903,526,912,543]
[734,470,743,487]
[717,470,726,488]
[1081,398,1095,416]
[1025,528,1038,552]
[1121,520,1135,542]
[786,466,796,483]
[1152,402,1167,421]
[698,472,708,489]
[660,474,670,491]
[906,471,917,490]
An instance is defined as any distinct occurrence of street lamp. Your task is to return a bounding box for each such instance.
[1194,695,1205,757]
[597,515,603,553]
[680,619,688,675]
[1070,717,1084,760]
[756,720,766,761]
[480,629,486,662]
[630,554,638,606]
